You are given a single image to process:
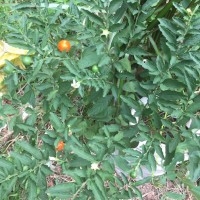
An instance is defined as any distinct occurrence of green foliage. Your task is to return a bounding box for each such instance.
[0,0,200,199]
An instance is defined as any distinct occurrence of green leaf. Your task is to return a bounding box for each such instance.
[185,34,200,46]
[70,145,95,162]
[123,81,138,92]
[187,101,200,113]
[109,0,124,13]
[0,159,14,173]
[82,9,104,25]
[160,79,185,91]
[158,91,185,101]
[113,2,127,23]
[159,25,176,44]
[165,192,185,200]
[16,140,43,160]
[28,179,37,200]
[148,153,156,172]
[46,183,76,198]
[127,47,150,56]
[114,156,130,172]
[10,152,32,166]
[119,57,131,72]
[89,180,105,200]
[120,95,139,109]
[88,96,112,117]
[49,112,64,132]
[78,50,101,68]
[113,132,124,141]
[105,124,120,132]
[94,175,108,200]
[1,177,17,199]
[16,124,36,132]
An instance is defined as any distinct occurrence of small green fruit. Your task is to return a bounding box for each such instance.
[92,65,99,73]
[130,170,136,178]
[3,65,14,74]
[21,56,33,66]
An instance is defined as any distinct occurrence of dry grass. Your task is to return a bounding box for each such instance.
[137,180,195,200]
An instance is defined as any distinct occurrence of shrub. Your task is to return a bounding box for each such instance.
[0,0,200,199]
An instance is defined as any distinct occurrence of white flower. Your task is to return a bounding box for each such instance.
[186,118,192,128]
[192,129,200,136]
[130,108,139,125]
[143,59,147,63]
[101,29,111,38]
[140,97,148,106]
[71,79,80,89]
[82,18,86,26]
[187,8,192,14]
[49,157,58,161]
[22,111,29,121]
[91,162,100,171]
[131,108,136,116]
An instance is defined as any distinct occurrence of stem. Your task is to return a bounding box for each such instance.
[71,180,88,200]
[148,35,162,57]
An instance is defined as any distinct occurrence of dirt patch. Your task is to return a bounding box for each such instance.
[137,180,195,200]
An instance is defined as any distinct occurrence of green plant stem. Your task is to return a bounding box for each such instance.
[71,180,88,200]
[148,35,161,57]
[134,138,155,173]
[116,79,124,115]
[0,161,44,184]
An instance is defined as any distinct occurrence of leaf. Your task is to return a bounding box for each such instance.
[105,124,120,132]
[127,47,150,56]
[28,179,37,200]
[158,18,177,34]
[120,95,140,109]
[16,140,43,160]
[114,156,130,172]
[13,2,35,10]
[119,57,131,72]
[187,101,200,113]
[159,25,176,44]
[94,175,108,200]
[82,9,103,25]
[49,112,64,132]
[10,152,32,166]
[88,96,112,117]
[113,2,127,23]
[148,153,156,172]
[158,90,185,101]
[113,132,124,141]
[78,50,101,68]
[70,145,95,162]
[160,79,185,91]
[165,192,185,200]
[123,81,138,92]
[1,177,17,199]
[0,158,14,173]
[109,0,124,13]
[89,180,105,200]
[16,124,36,132]
[185,34,200,46]
[46,183,76,198]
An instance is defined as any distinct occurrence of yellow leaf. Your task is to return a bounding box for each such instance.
[0,40,28,69]
[0,40,29,94]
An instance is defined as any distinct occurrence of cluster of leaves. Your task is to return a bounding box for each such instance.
[0,0,200,199]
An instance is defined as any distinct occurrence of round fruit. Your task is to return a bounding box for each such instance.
[130,170,136,179]
[92,65,99,73]
[56,141,65,151]
[21,56,33,66]
[57,40,71,52]
[3,65,14,74]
